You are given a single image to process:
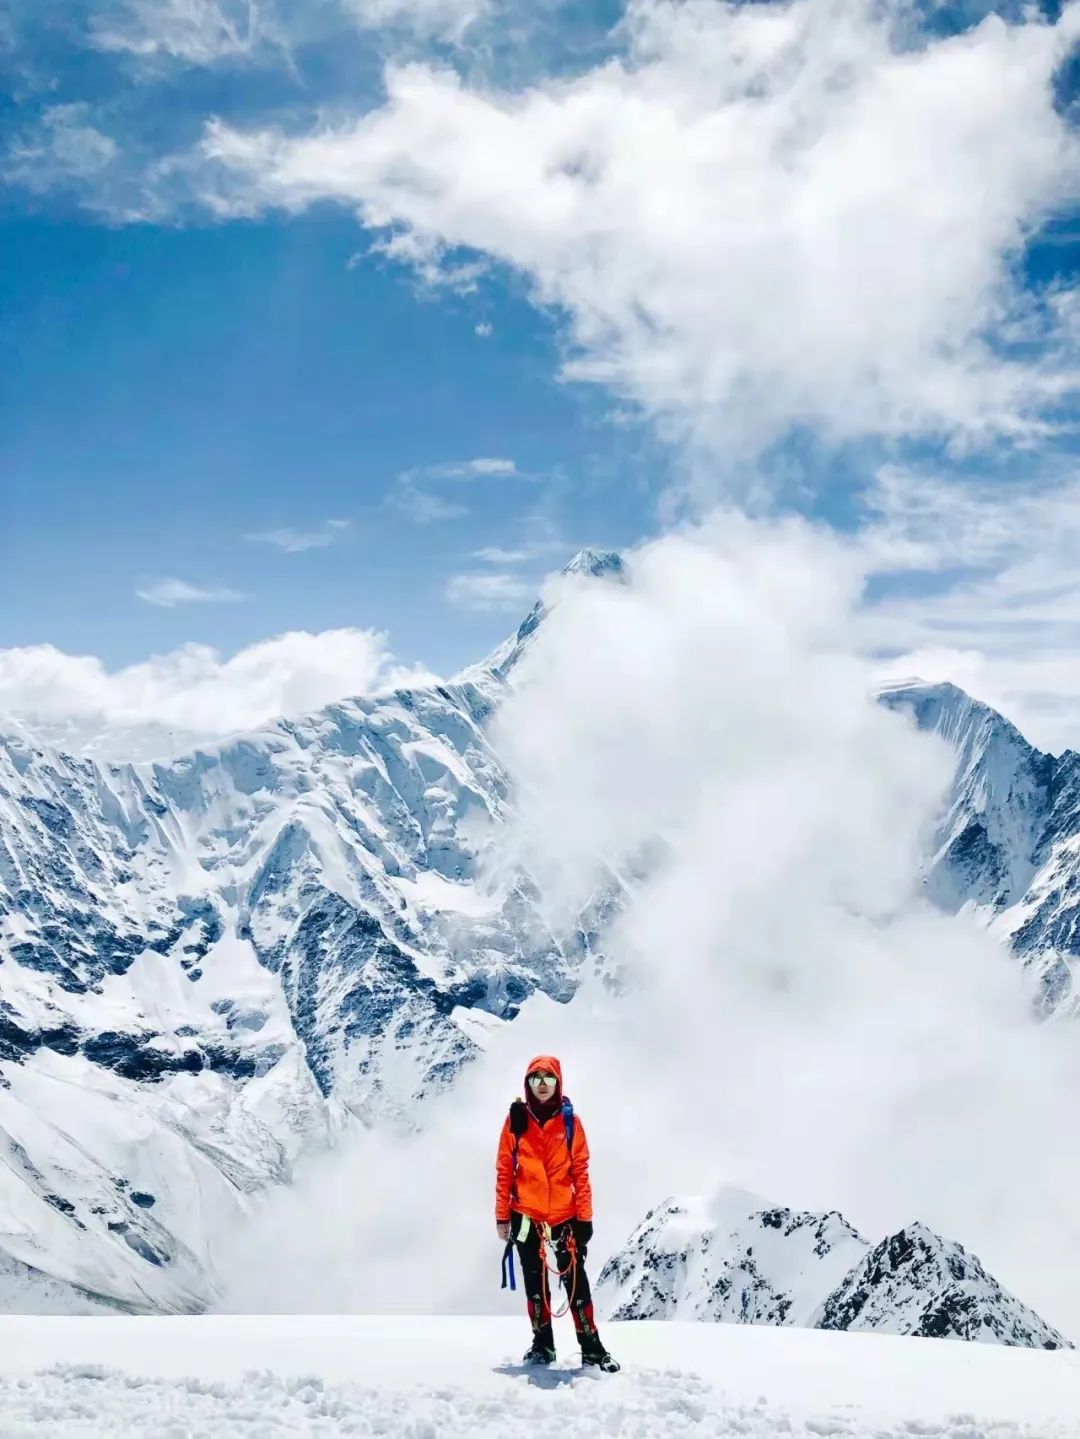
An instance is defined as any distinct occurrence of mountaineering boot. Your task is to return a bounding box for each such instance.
[524,1297,556,1365]
[523,1334,557,1365]
[573,1298,620,1373]
[580,1339,620,1373]
[523,1318,556,1365]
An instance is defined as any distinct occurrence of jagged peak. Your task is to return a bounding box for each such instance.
[877,678,1039,756]
[561,548,627,581]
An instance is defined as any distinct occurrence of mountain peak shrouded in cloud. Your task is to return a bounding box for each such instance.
[561,548,627,582]
[457,544,629,683]
[598,1189,1070,1349]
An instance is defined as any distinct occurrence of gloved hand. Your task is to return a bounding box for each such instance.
[572,1219,593,1250]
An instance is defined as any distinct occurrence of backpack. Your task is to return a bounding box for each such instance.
[509,1094,576,1158]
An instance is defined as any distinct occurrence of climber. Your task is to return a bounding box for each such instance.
[495,1054,620,1372]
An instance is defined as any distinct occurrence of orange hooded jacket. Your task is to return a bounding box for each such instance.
[495,1054,593,1227]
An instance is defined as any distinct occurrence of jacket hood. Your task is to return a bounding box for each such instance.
[524,1054,563,1098]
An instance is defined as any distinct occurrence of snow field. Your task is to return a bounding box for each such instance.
[0,1315,1076,1437]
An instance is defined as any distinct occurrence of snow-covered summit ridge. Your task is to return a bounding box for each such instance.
[598,1188,1070,1350]
[560,548,628,582]
[458,546,627,689]
[879,678,1080,1014]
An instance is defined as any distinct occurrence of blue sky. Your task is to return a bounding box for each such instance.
[3,0,1080,747]
[1,208,662,673]
[0,0,666,679]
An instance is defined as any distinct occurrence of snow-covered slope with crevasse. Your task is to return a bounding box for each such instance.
[0,1313,1076,1438]
[0,553,627,1312]
[597,1188,1069,1349]
[879,680,1080,1015]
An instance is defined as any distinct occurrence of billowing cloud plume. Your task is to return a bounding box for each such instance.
[217,521,1080,1338]
[0,628,432,759]
[201,0,1080,462]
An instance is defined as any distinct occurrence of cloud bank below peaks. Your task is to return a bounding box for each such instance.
[0,628,432,760]
[200,0,1080,465]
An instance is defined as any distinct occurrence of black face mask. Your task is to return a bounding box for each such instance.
[526,1088,561,1124]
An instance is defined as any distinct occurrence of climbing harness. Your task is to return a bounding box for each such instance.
[538,1220,579,1319]
[500,1217,580,1317]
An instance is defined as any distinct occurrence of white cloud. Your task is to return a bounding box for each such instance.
[472,535,571,565]
[90,0,267,64]
[344,0,491,43]
[856,466,1080,752]
[482,522,1080,1335]
[471,545,532,564]
[3,105,118,193]
[391,484,469,524]
[474,321,493,338]
[135,577,247,608]
[245,519,352,553]
[389,456,518,524]
[444,569,533,610]
[422,457,517,480]
[217,519,1080,1339]
[0,628,432,759]
[200,0,1080,467]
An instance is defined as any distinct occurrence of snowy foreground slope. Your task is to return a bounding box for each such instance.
[0,1314,1075,1438]
[598,1191,1068,1347]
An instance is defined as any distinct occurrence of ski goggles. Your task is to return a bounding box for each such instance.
[527,1072,558,1088]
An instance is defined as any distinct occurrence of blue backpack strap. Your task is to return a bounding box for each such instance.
[561,1096,575,1156]
[501,1240,517,1291]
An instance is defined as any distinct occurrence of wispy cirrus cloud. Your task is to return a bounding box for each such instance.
[389,455,519,524]
[344,0,491,43]
[471,545,534,564]
[2,104,119,196]
[423,457,516,480]
[445,569,533,611]
[391,484,469,525]
[471,535,571,566]
[245,519,352,553]
[135,577,247,607]
[89,0,268,63]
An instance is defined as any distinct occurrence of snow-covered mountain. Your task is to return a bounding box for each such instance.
[0,551,625,1312]
[879,680,1080,1015]
[1,561,1077,1321]
[597,1189,1069,1349]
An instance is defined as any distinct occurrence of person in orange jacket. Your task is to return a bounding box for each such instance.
[495,1054,619,1371]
